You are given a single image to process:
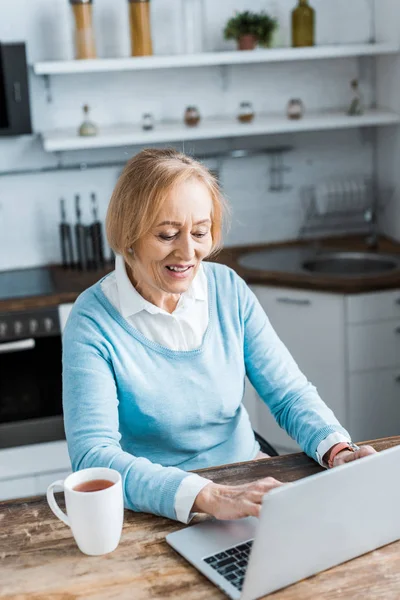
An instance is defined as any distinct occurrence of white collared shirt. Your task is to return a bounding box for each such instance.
[101,255,209,351]
[101,257,349,523]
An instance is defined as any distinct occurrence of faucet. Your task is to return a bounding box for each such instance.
[364,206,379,250]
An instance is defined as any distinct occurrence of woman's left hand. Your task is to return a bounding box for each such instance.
[332,444,377,468]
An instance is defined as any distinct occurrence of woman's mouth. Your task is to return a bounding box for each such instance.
[165,265,194,279]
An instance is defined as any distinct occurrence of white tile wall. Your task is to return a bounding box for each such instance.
[0,0,379,270]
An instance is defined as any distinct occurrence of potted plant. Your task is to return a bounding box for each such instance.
[223,10,277,51]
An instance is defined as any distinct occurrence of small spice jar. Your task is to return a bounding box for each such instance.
[287,98,304,120]
[141,113,154,130]
[184,106,201,127]
[237,102,255,123]
[70,0,96,60]
[129,0,153,57]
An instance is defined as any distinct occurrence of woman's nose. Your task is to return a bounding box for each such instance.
[175,235,195,261]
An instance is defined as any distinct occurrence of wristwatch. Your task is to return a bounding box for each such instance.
[347,442,360,452]
[327,441,360,469]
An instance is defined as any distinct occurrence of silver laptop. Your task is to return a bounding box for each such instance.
[167,444,400,600]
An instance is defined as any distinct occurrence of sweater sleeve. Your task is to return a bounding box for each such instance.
[62,306,196,522]
[238,277,350,460]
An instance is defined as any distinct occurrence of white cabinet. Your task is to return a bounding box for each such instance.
[0,476,36,501]
[35,470,71,493]
[347,320,400,371]
[348,369,400,441]
[0,441,71,501]
[249,286,346,454]
[248,285,400,454]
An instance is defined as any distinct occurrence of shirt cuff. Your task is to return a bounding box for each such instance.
[174,474,213,524]
[316,432,352,468]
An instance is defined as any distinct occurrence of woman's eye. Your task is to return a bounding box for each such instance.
[193,232,208,238]
[159,234,177,241]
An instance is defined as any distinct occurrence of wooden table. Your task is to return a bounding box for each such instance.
[1,437,400,599]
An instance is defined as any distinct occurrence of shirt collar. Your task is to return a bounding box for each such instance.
[115,255,206,319]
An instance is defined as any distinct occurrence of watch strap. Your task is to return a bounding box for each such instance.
[327,442,351,469]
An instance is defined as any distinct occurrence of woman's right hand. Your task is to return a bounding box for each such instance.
[193,477,285,520]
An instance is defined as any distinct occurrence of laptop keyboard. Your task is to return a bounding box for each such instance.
[203,539,254,591]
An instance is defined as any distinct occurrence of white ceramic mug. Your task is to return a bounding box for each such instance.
[46,467,124,556]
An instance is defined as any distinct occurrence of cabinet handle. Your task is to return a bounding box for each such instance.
[276,297,311,306]
[396,298,400,306]
[395,375,400,383]
[0,339,35,353]
[395,327,400,334]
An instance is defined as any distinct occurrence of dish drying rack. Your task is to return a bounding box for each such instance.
[299,177,392,243]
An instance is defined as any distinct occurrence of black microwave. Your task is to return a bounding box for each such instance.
[0,42,32,136]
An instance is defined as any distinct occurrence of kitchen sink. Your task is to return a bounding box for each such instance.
[301,252,400,277]
[237,247,400,279]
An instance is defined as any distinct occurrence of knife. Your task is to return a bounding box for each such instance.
[89,192,105,270]
[59,198,74,269]
[74,194,88,271]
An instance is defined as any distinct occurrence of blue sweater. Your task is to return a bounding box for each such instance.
[63,262,349,521]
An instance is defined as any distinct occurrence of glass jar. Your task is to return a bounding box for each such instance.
[237,102,255,123]
[292,0,315,48]
[141,113,154,130]
[184,106,201,127]
[287,98,304,120]
[129,0,153,57]
[70,0,96,60]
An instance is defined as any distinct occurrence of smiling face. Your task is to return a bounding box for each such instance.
[128,177,213,312]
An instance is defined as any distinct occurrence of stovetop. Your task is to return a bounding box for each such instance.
[0,267,54,301]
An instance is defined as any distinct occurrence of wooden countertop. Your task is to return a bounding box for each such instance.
[1,436,400,599]
[2,235,400,313]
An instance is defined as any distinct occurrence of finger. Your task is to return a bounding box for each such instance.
[243,500,262,518]
[359,445,377,455]
[256,477,284,488]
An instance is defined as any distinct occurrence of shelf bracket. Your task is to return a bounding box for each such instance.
[43,75,53,103]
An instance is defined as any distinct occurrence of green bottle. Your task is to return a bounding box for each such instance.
[292,0,315,47]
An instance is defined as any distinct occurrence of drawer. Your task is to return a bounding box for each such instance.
[36,470,72,496]
[0,476,36,501]
[346,290,400,324]
[347,321,400,371]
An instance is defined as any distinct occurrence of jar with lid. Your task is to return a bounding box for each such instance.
[287,98,304,120]
[70,0,96,60]
[141,113,154,130]
[129,0,153,56]
[184,106,201,127]
[237,102,255,123]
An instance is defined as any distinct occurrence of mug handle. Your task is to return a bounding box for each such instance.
[46,480,70,527]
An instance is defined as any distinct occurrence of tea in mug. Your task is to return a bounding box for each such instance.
[73,479,114,493]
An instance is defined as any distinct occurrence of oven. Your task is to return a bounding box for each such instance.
[0,306,65,449]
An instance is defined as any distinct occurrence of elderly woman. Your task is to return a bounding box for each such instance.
[63,148,375,524]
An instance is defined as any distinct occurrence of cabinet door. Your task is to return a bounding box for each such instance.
[347,320,400,372]
[36,470,72,496]
[249,286,347,453]
[0,476,36,501]
[348,369,400,442]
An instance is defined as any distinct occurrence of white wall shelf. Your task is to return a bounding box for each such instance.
[41,109,400,152]
[33,43,400,75]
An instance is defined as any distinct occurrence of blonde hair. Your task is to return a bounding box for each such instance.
[106,148,227,260]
